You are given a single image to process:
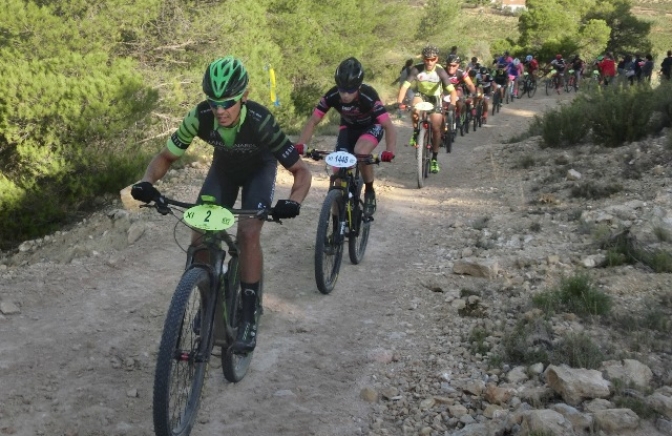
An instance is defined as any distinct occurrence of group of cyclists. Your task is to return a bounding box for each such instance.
[134,45,635,352]
[394,46,540,174]
[131,55,396,352]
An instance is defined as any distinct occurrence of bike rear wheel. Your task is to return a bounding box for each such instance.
[444,111,454,153]
[348,179,370,264]
[315,189,345,293]
[220,255,256,382]
[153,267,212,436]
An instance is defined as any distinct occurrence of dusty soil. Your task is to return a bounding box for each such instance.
[1,90,669,436]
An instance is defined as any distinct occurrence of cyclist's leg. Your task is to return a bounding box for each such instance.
[409,95,423,146]
[354,125,384,216]
[231,160,275,352]
[191,160,240,264]
[429,112,442,153]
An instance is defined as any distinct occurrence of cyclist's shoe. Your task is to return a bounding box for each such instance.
[231,320,257,354]
[364,190,377,216]
[430,159,440,174]
[408,132,418,148]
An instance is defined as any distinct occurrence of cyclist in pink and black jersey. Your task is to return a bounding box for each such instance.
[444,54,476,127]
[396,45,457,174]
[297,57,396,216]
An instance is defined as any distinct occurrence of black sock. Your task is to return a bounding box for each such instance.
[432,152,438,160]
[240,281,259,323]
[365,182,374,193]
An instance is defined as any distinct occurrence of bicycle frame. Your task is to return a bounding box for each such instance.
[185,234,236,348]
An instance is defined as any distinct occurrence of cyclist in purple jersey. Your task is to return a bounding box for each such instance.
[296,57,396,216]
[131,56,312,353]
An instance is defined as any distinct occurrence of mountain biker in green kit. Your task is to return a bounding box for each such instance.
[131,56,312,353]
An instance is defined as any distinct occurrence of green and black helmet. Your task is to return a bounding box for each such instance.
[202,56,249,100]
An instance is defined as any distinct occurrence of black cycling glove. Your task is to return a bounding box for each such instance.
[272,199,301,220]
[131,181,160,203]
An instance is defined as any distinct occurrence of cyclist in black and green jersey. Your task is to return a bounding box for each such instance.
[396,45,457,174]
[131,56,312,353]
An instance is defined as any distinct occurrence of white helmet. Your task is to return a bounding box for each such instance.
[513,58,520,66]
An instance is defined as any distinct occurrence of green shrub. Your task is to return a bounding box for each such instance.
[587,84,654,147]
[502,318,551,366]
[533,273,611,317]
[551,333,605,369]
[540,102,591,148]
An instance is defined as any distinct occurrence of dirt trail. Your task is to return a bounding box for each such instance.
[0,92,569,436]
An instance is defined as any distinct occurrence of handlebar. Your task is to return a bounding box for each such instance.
[304,148,381,165]
[141,195,279,223]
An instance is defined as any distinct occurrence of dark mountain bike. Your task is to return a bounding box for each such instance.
[491,87,502,115]
[308,149,381,294]
[518,72,537,98]
[143,196,280,436]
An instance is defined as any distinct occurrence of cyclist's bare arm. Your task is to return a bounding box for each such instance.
[296,113,323,145]
[140,148,181,184]
[284,159,312,204]
[396,81,412,104]
[379,116,397,156]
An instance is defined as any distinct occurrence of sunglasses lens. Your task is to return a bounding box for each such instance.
[208,98,237,109]
[338,87,358,94]
[424,57,438,62]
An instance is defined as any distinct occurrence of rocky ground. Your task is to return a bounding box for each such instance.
[1,91,672,436]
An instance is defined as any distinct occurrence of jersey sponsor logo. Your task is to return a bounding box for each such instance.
[417,71,441,83]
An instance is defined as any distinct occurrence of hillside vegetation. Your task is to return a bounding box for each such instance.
[0,0,662,249]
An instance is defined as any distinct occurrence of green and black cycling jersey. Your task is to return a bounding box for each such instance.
[167,100,300,177]
[403,64,455,97]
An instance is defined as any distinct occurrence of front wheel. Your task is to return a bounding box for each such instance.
[545,79,551,96]
[348,181,370,264]
[443,112,453,154]
[314,189,345,294]
[416,124,429,188]
[153,267,212,436]
[527,79,537,98]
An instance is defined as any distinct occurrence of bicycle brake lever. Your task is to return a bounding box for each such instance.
[155,195,170,215]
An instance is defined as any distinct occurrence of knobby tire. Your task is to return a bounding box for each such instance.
[314,189,345,294]
[348,177,370,264]
[528,80,537,98]
[153,267,212,436]
[445,112,454,153]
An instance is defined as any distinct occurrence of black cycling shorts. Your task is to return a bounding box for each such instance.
[335,124,384,153]
[197,153,277,210]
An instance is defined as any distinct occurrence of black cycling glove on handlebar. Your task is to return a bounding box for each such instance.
[131,181,160,203]
[272,199,301,220]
